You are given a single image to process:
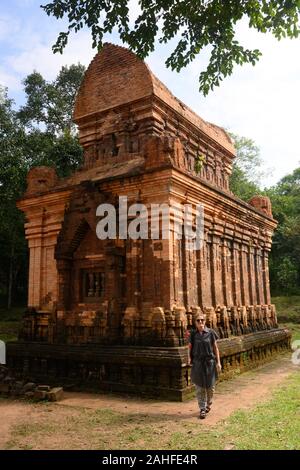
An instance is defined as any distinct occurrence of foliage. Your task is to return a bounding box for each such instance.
[273,296,300,324]
[266,167,300,295]
[17,64,85,177]
[230,165,261,201]
[194,153,206,174]
[41,0,300,95]
[21,129,83,178]
[18,64,85,135]
[229,133,263,201]
[0,87,28,306]
[229,132,299,295]
[230,133,265,182]
[0,65,85,308]
[272,257,298,295]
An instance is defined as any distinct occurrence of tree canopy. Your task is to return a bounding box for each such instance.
[266,167,300,295]
[41,0,300,95]
[0,87,29,309]
[228,134,300,295]
[17,64,85,177]
[229,133,263,201]
[18,64,85,135]
[0,65,85,308]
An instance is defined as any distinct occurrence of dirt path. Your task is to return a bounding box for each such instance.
[0,355,297,449]
[0,402,28,448]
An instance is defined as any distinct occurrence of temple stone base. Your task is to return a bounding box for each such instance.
[217,328,291,381]
[7,328,291,401]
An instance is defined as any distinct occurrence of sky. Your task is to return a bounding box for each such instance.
[0,0,299,187]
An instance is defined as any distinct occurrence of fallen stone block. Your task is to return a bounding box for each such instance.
[34,390,47,400]
[36,385,51,392]
[22,382,36,393]
[46,387,64,402]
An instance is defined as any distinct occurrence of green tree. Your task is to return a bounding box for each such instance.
[18,64,85,177]
[270,256,299,295]
[229,133,263,201]
[267,167,300,295]
[228,136,300,294]
[0,64,85,308]
[20,129,83,178]
[0,87,28,308]
[41,0,300,95]
[18,64,85,135]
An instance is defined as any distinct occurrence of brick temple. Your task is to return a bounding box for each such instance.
[7,44,290,400]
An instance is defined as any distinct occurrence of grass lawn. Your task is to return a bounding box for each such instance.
[273,296,300,323]
[272,295,300,341]
[281,323,300,342]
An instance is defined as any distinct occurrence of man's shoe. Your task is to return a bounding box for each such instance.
[199,409,206,419]
[206,404,212,413]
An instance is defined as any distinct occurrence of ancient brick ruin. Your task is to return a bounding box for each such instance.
[7,44,290,400]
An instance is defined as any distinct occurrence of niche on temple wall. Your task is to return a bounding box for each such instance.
[72,227,107,307]
[111,133,119,156]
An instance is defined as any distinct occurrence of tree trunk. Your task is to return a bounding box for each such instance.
[7,237,15,310]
